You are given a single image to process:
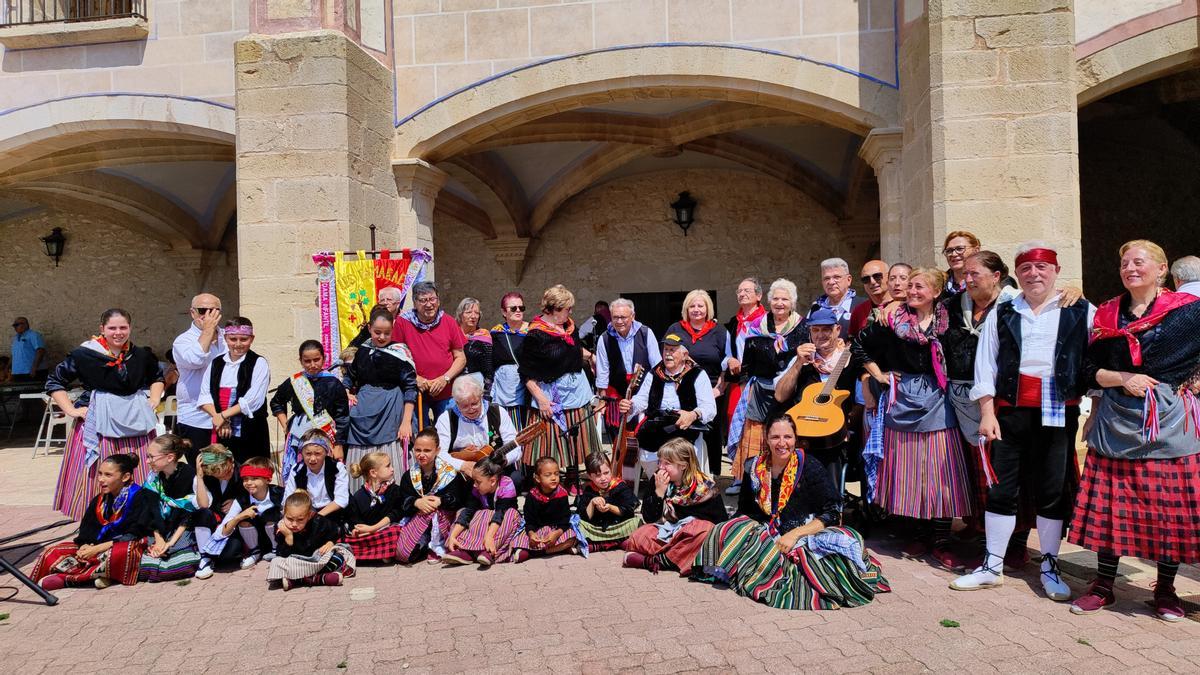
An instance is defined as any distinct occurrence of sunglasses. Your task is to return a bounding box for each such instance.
[505,305,525,312]
[193,307,220,314]
[861,273,884,284]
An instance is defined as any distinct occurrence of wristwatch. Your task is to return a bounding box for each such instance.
[442,375,450,383]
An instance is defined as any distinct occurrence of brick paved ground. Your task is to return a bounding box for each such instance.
[4,444,1200,674]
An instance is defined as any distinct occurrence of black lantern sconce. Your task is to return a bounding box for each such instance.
[670,191,697,236]
[41,227,66,266]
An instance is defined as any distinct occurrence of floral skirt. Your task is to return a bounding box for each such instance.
[32,540,144,587]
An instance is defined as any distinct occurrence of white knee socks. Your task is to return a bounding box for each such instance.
[985,512,1017,564]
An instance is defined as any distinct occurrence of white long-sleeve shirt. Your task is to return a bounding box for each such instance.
[595,324,661,391]
[284,461,349,510]
[629,368,717,423]
[172,323,226,427]
[435,405,521,469]
[971,293,1096,401]
[197,352,270,417]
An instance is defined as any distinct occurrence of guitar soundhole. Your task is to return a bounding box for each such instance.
[816,395,831,405]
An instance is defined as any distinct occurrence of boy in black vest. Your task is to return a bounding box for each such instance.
[952,242,1095,603]
[620,331,718,480]
[283,429,349,524]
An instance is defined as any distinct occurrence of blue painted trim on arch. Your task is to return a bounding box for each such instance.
[395,38,901,128]
[0,91,234,119]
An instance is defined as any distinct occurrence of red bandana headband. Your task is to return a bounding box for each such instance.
[225,325,254,336]
[1015,248,1058,268]
[240,465,273,480]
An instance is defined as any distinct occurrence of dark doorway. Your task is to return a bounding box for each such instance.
[620,290,719,338]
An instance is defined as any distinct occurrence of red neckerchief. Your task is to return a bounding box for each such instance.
[735,305,766,336]
[681,320,717,343]
[94,336,130,367]
[528,485,568,503]
[1091,290,1199,366]
[529,316,576,346]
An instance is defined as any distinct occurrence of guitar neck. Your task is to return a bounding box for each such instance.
[818,350,852,396]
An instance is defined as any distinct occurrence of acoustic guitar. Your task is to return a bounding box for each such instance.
[610,364,647,471]
[449,420,546,463]
[785,350,853,439]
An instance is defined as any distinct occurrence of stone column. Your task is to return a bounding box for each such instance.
[858,127,903,265]
[235,28,396,372]
[902,0,1082,282]
[391,158,447,279]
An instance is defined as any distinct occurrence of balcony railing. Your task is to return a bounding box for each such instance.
[0,0,145,28]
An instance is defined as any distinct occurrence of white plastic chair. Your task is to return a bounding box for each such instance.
[33,397,75,458]
[156,395,178,435]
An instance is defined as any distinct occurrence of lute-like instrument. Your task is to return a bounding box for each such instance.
[786,349,853,438]
[449,419,546,463]
[610,364,647,472]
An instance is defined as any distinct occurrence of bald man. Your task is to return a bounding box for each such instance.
[849,260,890,337]
[172,293,227,463]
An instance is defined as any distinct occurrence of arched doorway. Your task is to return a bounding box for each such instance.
[393,45,897,316]
[0,94,239,361]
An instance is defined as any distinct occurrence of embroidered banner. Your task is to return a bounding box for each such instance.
[334,250,376,351]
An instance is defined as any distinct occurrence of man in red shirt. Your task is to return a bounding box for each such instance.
[848,259,890,337]
[392,281,466,428]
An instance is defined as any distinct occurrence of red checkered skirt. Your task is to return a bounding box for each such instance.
[1069,451,1200,562]
[512,525,579,552]
[454,509,522,562]
[342,523,404,561]
[396,510,454,562]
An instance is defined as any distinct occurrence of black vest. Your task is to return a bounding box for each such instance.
[647,367,703,414]
[449,404,503,449]
[603,326,651,391]
[994,301,1089,404]
[293,456,339,502]
[209,351,263,418]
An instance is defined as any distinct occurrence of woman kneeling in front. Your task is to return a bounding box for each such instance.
[696,415,890,610]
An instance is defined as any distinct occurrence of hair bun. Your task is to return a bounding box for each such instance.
[348,462,363,479]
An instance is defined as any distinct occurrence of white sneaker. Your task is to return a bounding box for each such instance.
[1040,554,1071,602]
[240,554,261,570]
[94,577,114,589]
[262,552,277,562]
[949,554,1003,591]
[195,559,215,580]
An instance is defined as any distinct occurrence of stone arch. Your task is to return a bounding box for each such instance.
[393,44,900,162]
[1077,16,1200,106]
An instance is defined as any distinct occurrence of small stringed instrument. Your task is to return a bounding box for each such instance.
[449,420,546,463]
[610,364,647,472]
[786,349,853,439]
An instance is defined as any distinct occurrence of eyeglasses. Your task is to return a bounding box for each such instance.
[193,307,220,314]
[505,305,525,312]
[942,246,971,257]
[860,273,884,284]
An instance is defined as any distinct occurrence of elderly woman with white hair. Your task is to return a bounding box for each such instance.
[1173,255,1200,297]
[725,278,808,494]
[455,297,493,397]
[666,289,730,476]
[434,376,522,479]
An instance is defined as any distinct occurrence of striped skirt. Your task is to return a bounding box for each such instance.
[453,509,522,562]
[512,525,580,553]
[342,523,404,562]
[623,519,716,576]
[730,420,768,481]
[696,516,890,610]
[522,406,601,468]
[347,440,408,493]
[579,517,641,551]
[877,427,973,519]
[396,510,455,562]
[139,532,200,582]
[54,424,156,521]
[1069,451,1200,563]
[500,405,528,431]
[266,544,356,581]
[32,540,144,587]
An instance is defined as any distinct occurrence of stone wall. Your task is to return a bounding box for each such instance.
[0,0,249,110]
[0,208,239,367]
[392,0,898,120]
[432,168,871,326]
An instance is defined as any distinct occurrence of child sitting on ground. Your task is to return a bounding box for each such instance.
[443,455,521,567]
[512,457,584,562]
[195,455,282,576]
[575,452,641,551]
[266,490,355,590]
[395,429,469,563]
[341,451,405,563]
[284,428,349,523]
[139,434,201,582]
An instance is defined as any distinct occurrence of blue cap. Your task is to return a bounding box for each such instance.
[807,308,838,326]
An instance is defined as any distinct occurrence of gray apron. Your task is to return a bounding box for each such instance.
[885,373,957,433]
[1087,383,1200,460]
